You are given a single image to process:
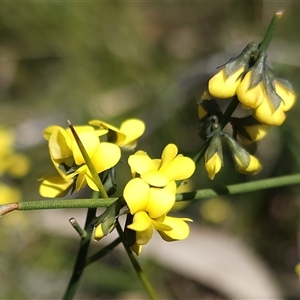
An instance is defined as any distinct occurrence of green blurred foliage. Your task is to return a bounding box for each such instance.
[1,1,300,299]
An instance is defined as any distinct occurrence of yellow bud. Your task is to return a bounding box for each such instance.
[275,81,296,112]
[208,67,244,99]
[236,70,265,109]
[205,152,222,180]
[94,224,105,241]
[253,98,286,126]
[234,154,261,174]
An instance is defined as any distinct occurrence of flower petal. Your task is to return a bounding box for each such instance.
[160,144,178,170]
[123,178,150,214]
[91,142,121,173]
[157,216,192,241]
[146,181,177,218]
[119,119,145,149]
[161,156,195,181]
[49,128,72,160]
[141,170,169,187]
[128,152,157,175]
[39,175,73,198]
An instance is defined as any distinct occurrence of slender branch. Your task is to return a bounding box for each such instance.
[85,237,121,266]
[116,222,158,300]
[176,173,300,201]
[258,11,283,53]
[62,191,99,300]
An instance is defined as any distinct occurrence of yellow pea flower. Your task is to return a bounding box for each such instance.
[236,70,265,109]
[237,123,270,144]
[253,97,286,126]
[128,143,195,187]
[233,154,261,175]
[208,66,245,99]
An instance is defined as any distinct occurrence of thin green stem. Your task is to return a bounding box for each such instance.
[62,191,99,300]
[17,198,118,211]
[176,173,300,201]
[116,222,158,300]
[85,237,121,266]
[258,11,283,53]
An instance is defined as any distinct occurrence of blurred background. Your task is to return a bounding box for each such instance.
[1,1,300,299]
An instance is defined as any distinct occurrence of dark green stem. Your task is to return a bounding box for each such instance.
[258,11,283,53]
[176,173,300,201]
[85,237,121,266]
[62,191,99,300]
[116,222,158,300]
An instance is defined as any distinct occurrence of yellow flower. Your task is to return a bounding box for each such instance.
[295,262,300,281]
[233,154,261,175]
[127,211,192,255]
[123,177,177,218]
[236,70,265,109]
[208,66,245,99]
[40,125,121,197]
[128,143,195,187]
[89,118,145,150]
[275,80,296,112]
[253,97,286,126]
[0,182,21,204]
[205,152,222,180]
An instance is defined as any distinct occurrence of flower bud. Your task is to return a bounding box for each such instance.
[275,80,296,112]
[208,43,257,99]
[223,133,261,175]
[204,132,223,180]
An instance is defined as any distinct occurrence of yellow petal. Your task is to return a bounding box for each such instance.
[131,242,142,256]
[123,178,150,214]
[161,156,195,181]
[146,181,177,218]
[253,98,286,126]
[236,72,264,109]
[208,67,244,99]
[275,81,297,112]
[128,152,157,175]
[89,120,125,143]
[238,124,270,144]
[72,131,100,165]
[157,216,192,241]
[159,144,178,170]
[205,152,222,180]
[39,175,73,197]
[49,128,72,160]
[234,155,261,174]
[141,170,169,187]
[91,142,121,173]
[119,119,145,149]
[0,182,21,204]
[43,125,62,141]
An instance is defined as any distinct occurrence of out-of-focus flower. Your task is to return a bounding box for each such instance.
[295,262,300,281]
[89,118,145,150]
[0,182,21,204]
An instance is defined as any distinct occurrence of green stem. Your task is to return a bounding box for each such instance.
[17,198,118,211]
[62,191,99,300]
[176,173,300,201]
[85,237,121,266]
[258,11,283,53]
[116,222,158,300]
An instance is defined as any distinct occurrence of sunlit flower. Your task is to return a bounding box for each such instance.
[40,124,121,197]
[128,143,195,187]
[252,96,286,126]
[124,177,177,218]
[236,70,265,109]
[89,118,145,150]
[208,66,245,99]
[127,211,192,255]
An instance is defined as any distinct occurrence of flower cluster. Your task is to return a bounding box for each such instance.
[39,119,145,197]
[198,42,296,180]
[123,144,195,255]
[0,127,30,204]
